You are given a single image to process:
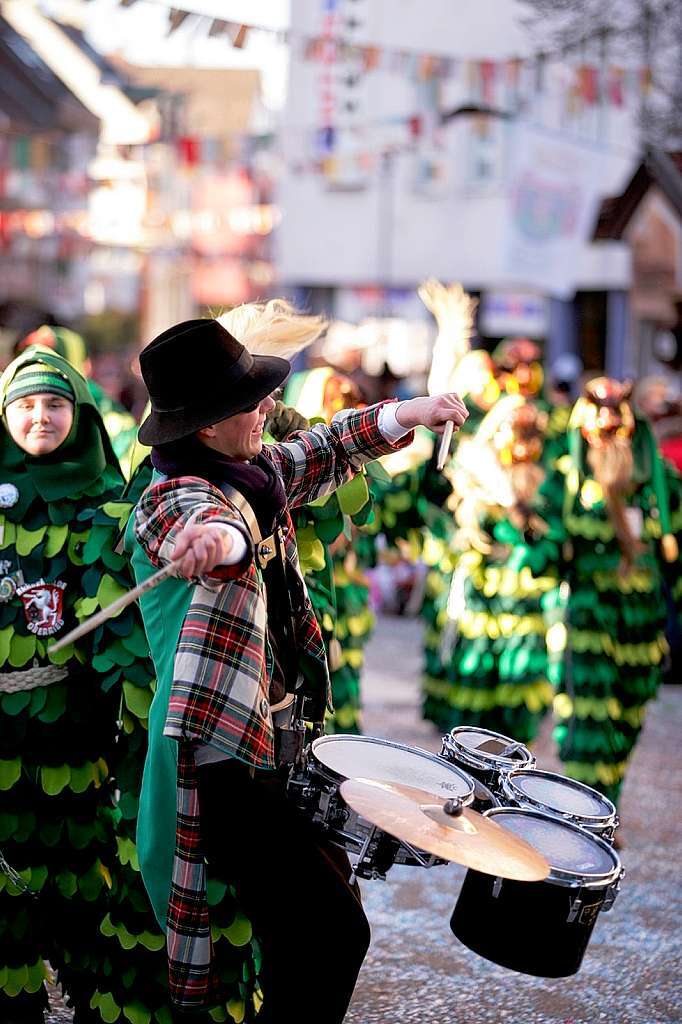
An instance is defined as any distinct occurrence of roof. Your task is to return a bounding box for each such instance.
[0,14,98,133]
[594,150,682,240]
[108,59,261,137]
[56,21,159,103]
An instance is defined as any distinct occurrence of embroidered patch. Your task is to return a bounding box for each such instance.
[17,579,67,635]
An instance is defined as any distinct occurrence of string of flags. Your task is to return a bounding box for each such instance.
[116,0,652,105]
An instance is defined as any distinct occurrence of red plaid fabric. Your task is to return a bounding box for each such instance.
[133,402,414,1010]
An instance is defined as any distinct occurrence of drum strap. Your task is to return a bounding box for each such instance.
[218,481,300,698]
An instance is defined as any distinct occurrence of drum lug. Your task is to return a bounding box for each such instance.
[567,893,582,923]
[492,877,503,899]
[603,871,624,913]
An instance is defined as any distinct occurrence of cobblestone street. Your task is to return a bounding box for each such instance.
[47,614,682,1023]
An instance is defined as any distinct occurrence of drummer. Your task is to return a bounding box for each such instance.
[126,312,469,1023]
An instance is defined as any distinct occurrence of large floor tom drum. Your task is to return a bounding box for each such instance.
[450,807,623,977]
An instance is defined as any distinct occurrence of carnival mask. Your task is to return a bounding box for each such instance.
[577,378,634,449]
[493,402,547,465]
[494,338,544,398]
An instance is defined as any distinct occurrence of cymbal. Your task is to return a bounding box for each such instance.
[339,778,550,882]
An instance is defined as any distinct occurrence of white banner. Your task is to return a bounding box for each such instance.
[503,124,608,299]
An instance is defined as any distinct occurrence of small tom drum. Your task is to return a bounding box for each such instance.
[288,734,475,879]
[440,727,535,807]
[450,807,623,978]
[501,768,619,842]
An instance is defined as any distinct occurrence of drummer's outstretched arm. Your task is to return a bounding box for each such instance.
[269,392,468,509]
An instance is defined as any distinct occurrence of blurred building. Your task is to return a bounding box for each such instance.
[594,148,682,380]
[111,60,278,341]
[0,1,279,356]
[0,8,101,337]
[0,0,155,358]
[277,0,648,377]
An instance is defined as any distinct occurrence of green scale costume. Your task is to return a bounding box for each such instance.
[419,395,495,730]
[0,349,131,1022]
[282,372,379,735]
[539,414,682,805]
[425,399,557,741]
[290,475,377,736]
[422,346,566,737]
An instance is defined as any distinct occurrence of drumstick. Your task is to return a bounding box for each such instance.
[436,420,454,471]
[50,559,183,653]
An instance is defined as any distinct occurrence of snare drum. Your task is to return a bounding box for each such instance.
[450,808,623,978]
[288,734,475,879]
[440,727,535,806]
[501,768,619,842]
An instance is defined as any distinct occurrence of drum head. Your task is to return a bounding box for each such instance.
[487,809,619,881]
[507,770,615,820]
[311,735,473,801]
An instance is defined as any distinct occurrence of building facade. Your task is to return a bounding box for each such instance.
[277,0,647,379]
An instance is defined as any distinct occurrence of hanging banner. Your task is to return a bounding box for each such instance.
[503,123,608,299]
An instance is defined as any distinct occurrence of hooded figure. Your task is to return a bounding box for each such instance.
[16,326,137,465]
[0,347,141,1023]
[540,378,682,808]
[424,396,557,739]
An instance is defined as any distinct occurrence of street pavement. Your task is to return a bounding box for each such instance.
[346,614,682,1024]
[46,613,682,1023]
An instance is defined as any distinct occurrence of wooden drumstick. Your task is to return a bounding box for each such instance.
[50,559,183,653]
[436,420,455,471]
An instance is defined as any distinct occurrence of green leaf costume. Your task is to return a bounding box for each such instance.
[281,374,378,734]
[0,349,126,1021]
[539,421,682,805]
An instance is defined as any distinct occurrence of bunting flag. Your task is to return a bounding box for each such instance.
[640,67,653,94]
[232,24,249,49]
[112,0,653,97]
[208,18,230,38]
[167,9,190,34]
[607,67,624,106]
[578,65,600,104]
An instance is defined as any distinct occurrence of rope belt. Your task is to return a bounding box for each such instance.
[0,662,68,694]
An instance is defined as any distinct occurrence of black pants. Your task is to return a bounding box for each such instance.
[198,759,371,1024]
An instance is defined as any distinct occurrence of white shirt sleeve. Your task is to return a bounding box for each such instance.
[377,402,410,443]
[212,522,249,565]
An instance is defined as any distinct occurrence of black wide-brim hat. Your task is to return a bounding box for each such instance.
[138,318,290,445]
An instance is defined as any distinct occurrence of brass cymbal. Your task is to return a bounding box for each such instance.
[339,778,550,882]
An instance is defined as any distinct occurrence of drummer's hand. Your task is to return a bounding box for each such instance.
[173,522,233,578]
[396,393,469,435]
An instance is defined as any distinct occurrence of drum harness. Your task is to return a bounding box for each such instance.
[218,482,325,769]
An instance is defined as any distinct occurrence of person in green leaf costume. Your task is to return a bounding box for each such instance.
[426,397,557,740]
[367,284,502,720]
[0,347,129,1023]
[540,378,682,807]
[492,336,573,463]
[282,365,377,734]
[16,326,138,467]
